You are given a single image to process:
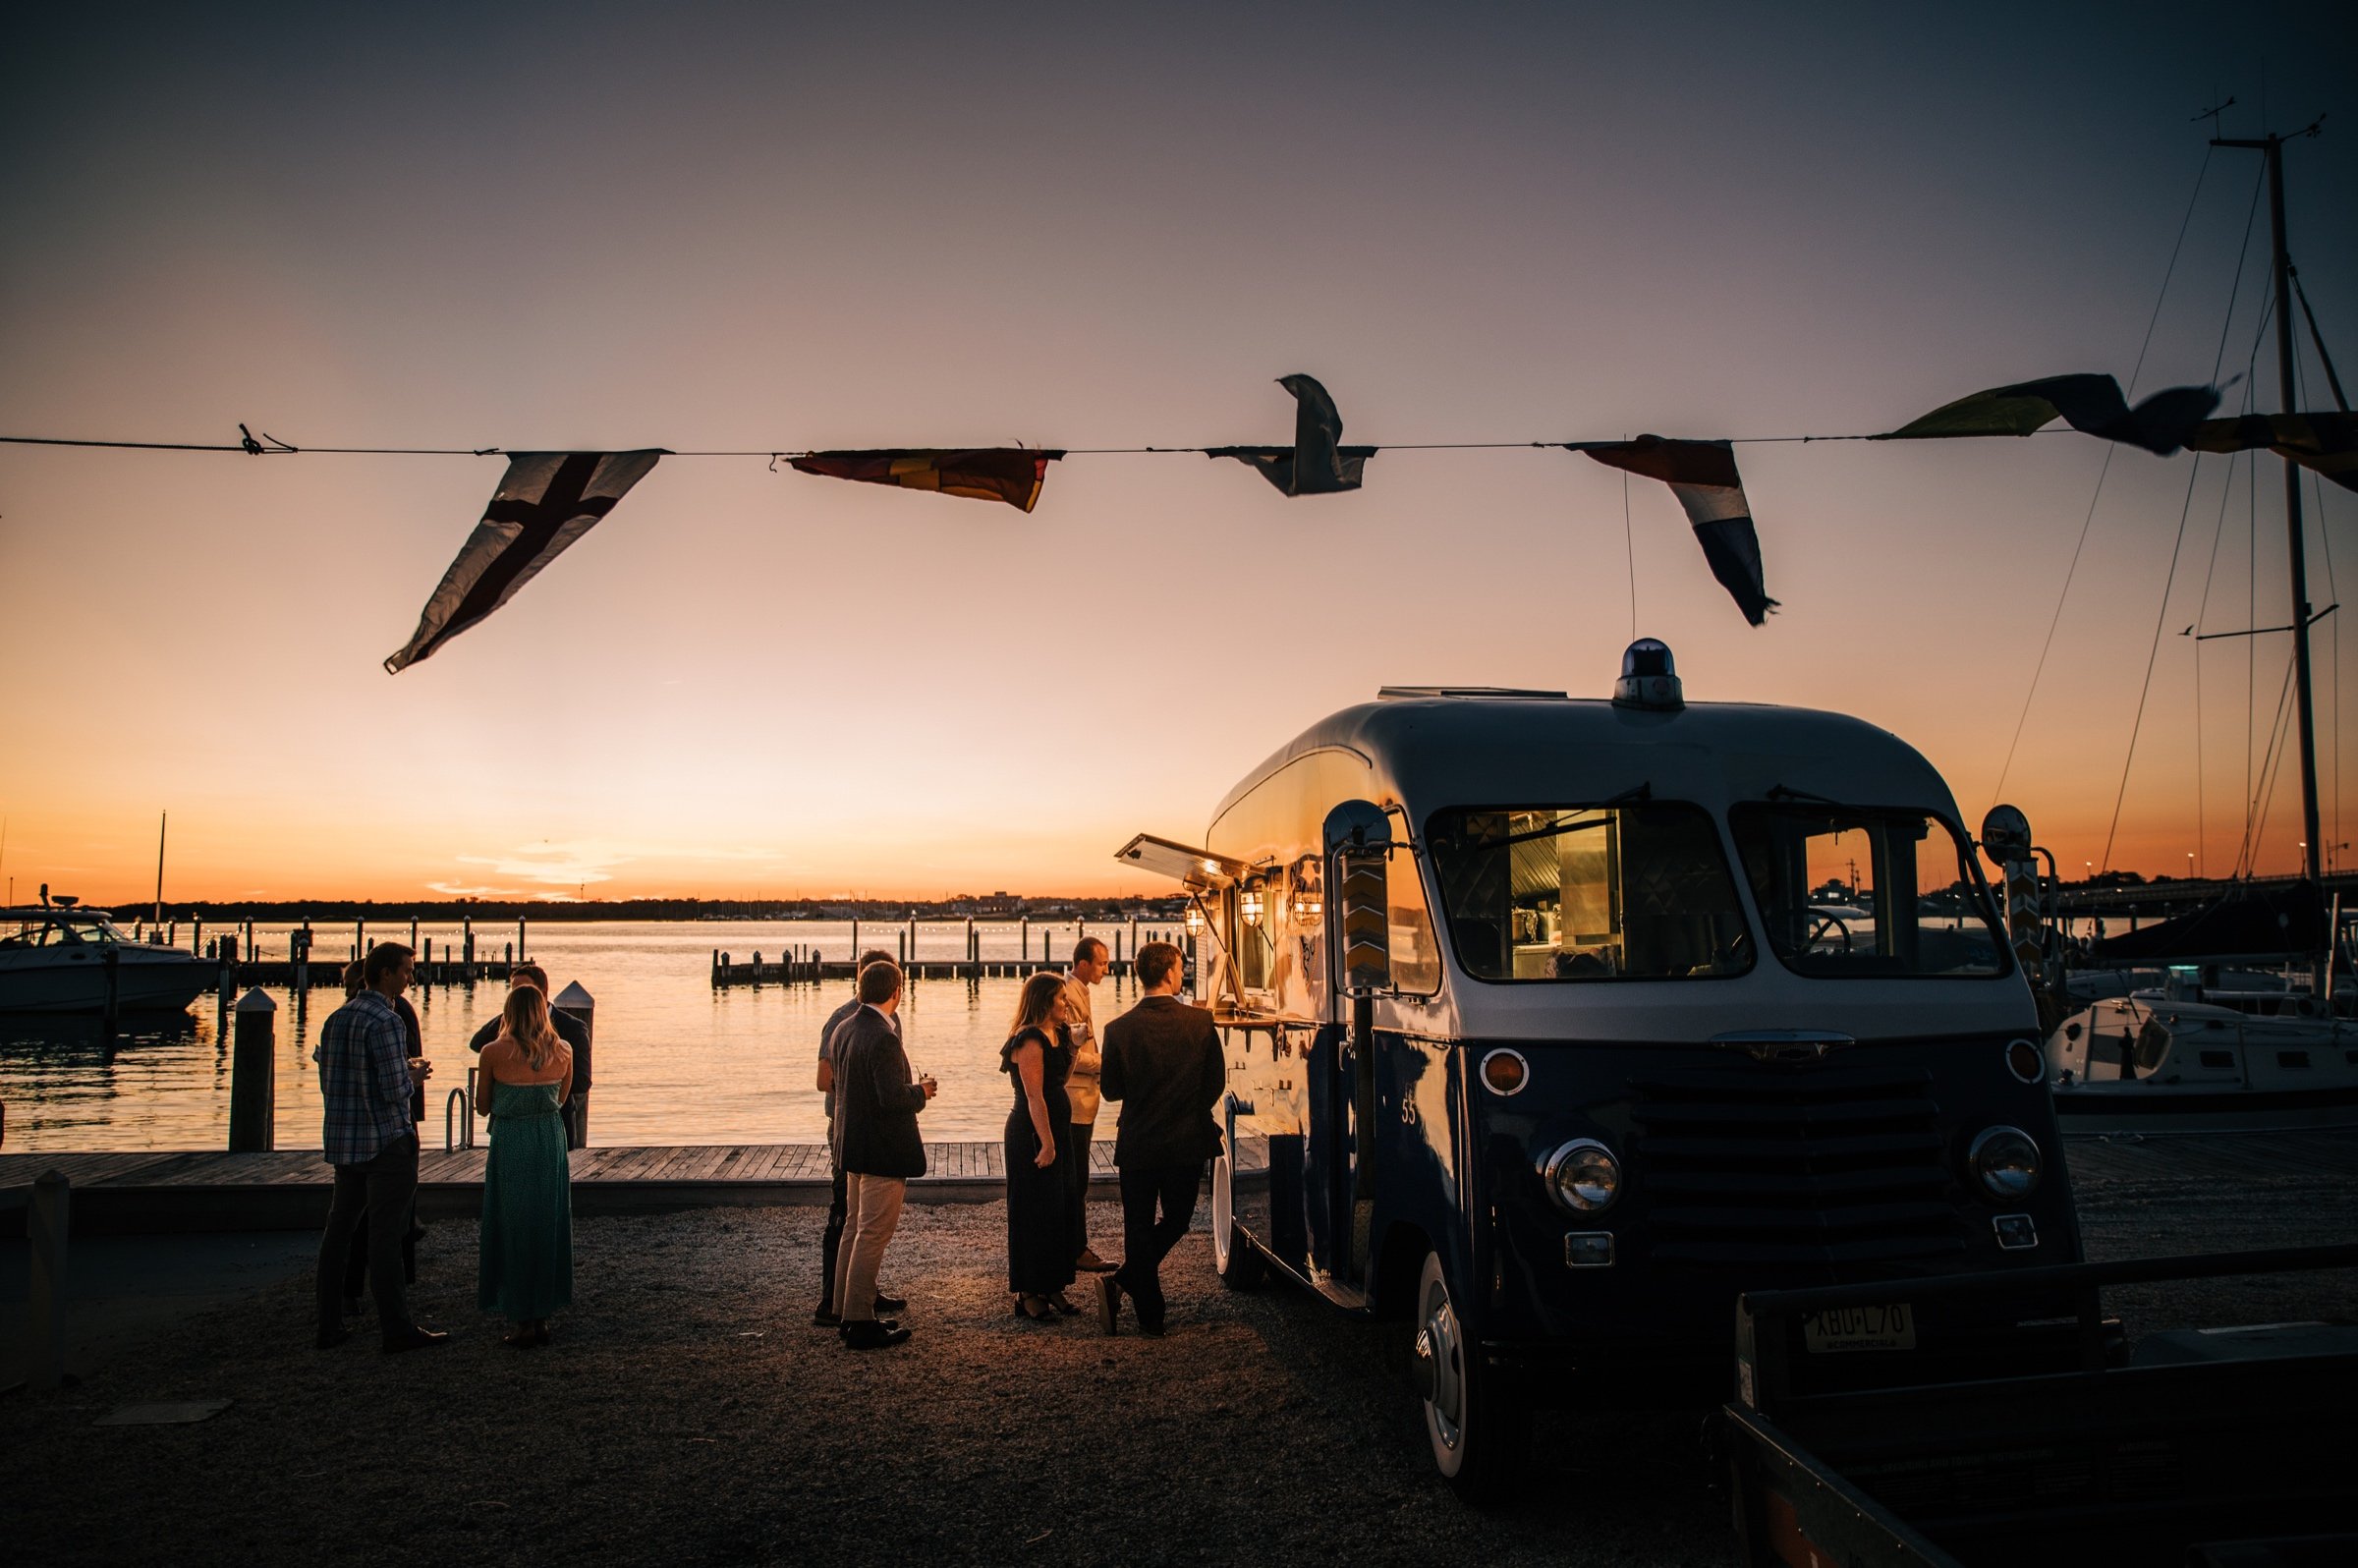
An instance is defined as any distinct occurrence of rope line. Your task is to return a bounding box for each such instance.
[1985,143,2220,815]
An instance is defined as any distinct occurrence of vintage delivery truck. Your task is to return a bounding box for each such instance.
[1117,642,2082,1495]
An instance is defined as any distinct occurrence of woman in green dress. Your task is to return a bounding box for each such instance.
[476,983,574,1346]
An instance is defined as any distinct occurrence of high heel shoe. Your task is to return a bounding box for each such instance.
[1012,1295,1055,1321]
[1045,1292,1083,1316]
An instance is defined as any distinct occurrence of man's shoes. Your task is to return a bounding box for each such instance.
[1138,1315,1167,1338]
[1095,1274,1122,1335]
[381,1326,450,1354]
[1074,1249,1115,1273]
[812,1306,841,1327]
[314,1325,352,1351]
[841,1319,912,1350]
[871,1291,907,1314]
[838,1317,899,1339]
[340,1295,364,1317]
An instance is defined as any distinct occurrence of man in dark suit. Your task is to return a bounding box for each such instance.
[830,960,935,1350]
[814,948,905,1326]
[1095,941,1226,1336]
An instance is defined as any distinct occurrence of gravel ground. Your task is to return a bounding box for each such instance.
[7,1151,2354,1568]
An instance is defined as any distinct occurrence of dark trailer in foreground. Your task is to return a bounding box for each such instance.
[1725,1245,2358,1566]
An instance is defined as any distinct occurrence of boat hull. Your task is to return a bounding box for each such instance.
[2054,1081,2358,1136]
[0,952,217,1014]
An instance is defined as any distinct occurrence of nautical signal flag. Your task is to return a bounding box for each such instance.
[788,448,1060,512]
[1573,437,1778,626]
[1876,372,2219,457]
[2182,412,2358,493]
[385,450,663,674]
[1208,373,1374,495]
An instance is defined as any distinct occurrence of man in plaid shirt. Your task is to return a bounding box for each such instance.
[314,941,446,1352]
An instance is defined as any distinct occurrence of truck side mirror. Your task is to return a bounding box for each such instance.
[1325,800,1393,993]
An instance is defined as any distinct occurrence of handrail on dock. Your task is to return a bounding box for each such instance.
[445,1086,474,1151]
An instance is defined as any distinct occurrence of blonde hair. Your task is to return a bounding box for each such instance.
[500,983,562,1073]
[1006,971,1067,1041]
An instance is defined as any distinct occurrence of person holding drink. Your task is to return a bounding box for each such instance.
[831,961,935,1350]
[1001,971,1082,1320]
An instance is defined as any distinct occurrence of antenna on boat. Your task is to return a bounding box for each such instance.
[154,811,167,926]
[2213,115,2331,987]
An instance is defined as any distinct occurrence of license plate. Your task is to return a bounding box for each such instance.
[1802,1303,1916,1353]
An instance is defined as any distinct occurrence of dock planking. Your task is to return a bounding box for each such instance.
[0,1136,1268,1234]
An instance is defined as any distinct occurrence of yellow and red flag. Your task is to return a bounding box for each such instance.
[789,448,1060,512]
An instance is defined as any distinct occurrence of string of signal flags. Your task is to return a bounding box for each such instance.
[6,371,2351,673]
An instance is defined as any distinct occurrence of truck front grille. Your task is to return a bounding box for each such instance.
[1628,1062,1965,1274]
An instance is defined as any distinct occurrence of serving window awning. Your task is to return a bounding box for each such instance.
[1113,834,1247,889]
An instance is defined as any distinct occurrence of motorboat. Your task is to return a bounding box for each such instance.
[2046,973,2358,1134]
[0,901,217,1014]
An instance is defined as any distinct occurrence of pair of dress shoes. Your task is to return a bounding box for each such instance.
[381,1325,450,1354]
[1094,1275,1163,1336]
[812,1292,905,1327]
[840,1318,911,1350]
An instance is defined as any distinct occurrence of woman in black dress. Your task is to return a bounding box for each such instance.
[1001,971,1080,1319]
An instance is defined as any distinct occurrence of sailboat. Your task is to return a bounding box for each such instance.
[2043,120,2358,1133]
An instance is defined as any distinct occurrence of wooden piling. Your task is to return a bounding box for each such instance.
[228,989,277,1152]
[553,981,593,1149]
[27,1170,69,1390]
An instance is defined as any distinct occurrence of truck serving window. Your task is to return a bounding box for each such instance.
[1426,806,1752,981]
[1728,803,2007,979]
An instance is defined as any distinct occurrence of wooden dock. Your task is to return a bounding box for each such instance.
[0,1138,1268,1236]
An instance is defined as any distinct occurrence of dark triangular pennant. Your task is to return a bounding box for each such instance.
[386,451,663,673]
[1208,373,1374,495]
[1878,372,2218,456]
[2181,413,2358,493]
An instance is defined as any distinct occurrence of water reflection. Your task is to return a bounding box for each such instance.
[0,920,1174,1152]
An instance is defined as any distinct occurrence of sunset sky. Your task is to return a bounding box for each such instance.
[3,4,2354,903]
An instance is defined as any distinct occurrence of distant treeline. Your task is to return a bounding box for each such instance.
[101,895,1190,924]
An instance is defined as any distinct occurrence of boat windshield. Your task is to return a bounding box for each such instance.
[0,915,123,948]
[1426,804,1752,980]
[1728,803,2006,979]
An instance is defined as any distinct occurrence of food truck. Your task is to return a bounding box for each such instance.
[1116,643,2081,1495]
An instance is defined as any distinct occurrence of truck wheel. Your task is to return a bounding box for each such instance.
[1210,1148,1265,1289]
[1412,1250,1527,1499]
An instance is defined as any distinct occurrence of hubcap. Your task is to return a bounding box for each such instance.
[1421,1286,1466,1450]
[1210,1154,1233,1267]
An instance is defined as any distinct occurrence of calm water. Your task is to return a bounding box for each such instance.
[0,921,1186,1152]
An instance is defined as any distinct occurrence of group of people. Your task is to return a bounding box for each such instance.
[815,936,1225,1348]
[312,942,580,1352]
[310,933,1226,1355]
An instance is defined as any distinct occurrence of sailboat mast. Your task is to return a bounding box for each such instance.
[154,811,167,925]
[2217,128,2323,890]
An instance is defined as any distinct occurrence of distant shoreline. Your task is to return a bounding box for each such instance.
[38,896,1189,924]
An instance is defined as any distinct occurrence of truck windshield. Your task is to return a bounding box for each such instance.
[1728,803,2006,978]
[1426,805,1752,980]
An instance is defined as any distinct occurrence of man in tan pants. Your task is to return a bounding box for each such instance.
[829,961,935,1350]
[1064,936,1112,1271]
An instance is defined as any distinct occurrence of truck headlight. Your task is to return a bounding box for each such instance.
[1968,1126,2042,1202]
[1541,1139,1620,1214]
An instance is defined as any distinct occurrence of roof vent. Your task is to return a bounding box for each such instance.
[1376,685,1567,701]
[1612,640,1683,711]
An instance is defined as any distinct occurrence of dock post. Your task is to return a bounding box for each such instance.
[28,1171,70,1391]
[243,919,254,961]
[293,924,310,996]
[1020,918,1029,966]
[218,933,239,1007]
[409,917,419,951]
[463,918,476,977]
[192,916,203,955]
[355,920,365,962]
[711,948,721,984]
[228,988,278,1152]
[518,917,528,959]
[851,919,861,958]
[552,981,593,1149]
